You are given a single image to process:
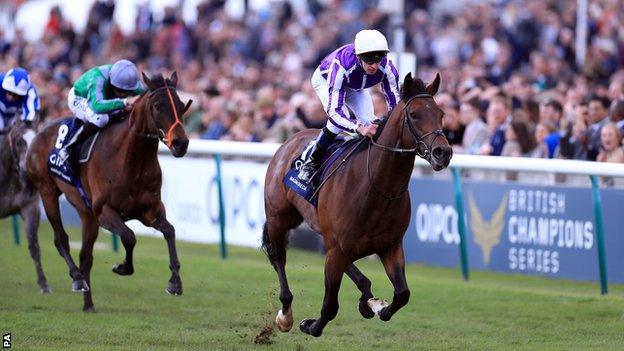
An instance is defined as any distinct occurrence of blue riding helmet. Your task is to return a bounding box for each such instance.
[110,59,141,91]
[2,67,31,96]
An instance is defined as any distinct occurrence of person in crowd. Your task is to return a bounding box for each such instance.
[457,97,488,155]
[596,122,624,163]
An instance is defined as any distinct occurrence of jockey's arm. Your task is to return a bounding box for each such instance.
[326,62,359,133]
[380,59,401,110]
[87,76,126,114]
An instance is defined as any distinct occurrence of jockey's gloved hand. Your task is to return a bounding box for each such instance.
[23,120,32,128]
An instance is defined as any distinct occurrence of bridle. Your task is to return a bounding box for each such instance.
[370,93,444,159]
[130,81,190,147]
[367,93,445,201]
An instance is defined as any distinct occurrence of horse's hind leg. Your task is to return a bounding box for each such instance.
[345,264,375,319]
[78,211,99,312]
[98,206,136,276]
[142,204,182,295]
[21,200,51,293]
[376,244,410,322]
[300,248,349,337]
[40,189,88,292]
[261,217,299,333]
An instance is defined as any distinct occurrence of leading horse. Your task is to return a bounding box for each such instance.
[1,119,50,293]
[25,72,191,311]
[262,73,452,336]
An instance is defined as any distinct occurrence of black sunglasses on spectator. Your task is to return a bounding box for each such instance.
[359,51,387,64]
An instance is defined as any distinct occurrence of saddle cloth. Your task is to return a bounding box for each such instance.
[48,118,98,209]
[283,134,365,207]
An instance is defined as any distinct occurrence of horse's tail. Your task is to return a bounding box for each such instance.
[260,222,275,262]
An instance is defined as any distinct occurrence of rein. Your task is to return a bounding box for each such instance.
[366,93,444,201]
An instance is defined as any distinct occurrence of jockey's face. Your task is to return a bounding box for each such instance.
[5,91,21,102]
[113,87,132,98]
[362,61,380,75]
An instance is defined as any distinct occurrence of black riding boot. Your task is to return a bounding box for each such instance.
[58,122,101,163]
[298,127,337,182]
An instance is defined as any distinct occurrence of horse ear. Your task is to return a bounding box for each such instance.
[142,71,155,90]
[426,73,441,96]
[169,71,178,87]
[403,72,413,88]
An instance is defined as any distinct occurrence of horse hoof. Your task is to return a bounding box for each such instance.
[378,307,392,322]
[112,263,134,276]
[275,309,293,332]
[358,300,375,319]
[40,285,52,294]
[83,306,96,313]
[299,319,322,337]
[72,280,90,292]
[367,297,388,314]
[166,282,183,296]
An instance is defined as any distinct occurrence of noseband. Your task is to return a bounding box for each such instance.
[371,93,444,160]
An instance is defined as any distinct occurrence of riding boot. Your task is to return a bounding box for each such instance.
[298,127,337,182]
[58,122,101,163]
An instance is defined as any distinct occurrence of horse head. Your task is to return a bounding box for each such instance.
[399,72,452,171]
[140,72,192,157]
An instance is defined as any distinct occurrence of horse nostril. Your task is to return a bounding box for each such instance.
[432,146,449,160]
[172,139,189,150]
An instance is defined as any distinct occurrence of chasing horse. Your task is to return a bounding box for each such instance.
[263,72,452,337]
[25,71,192,311]
[1,119,50,293]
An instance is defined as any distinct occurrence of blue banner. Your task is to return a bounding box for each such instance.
[404,178,624,284]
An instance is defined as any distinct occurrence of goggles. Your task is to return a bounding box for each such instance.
[359,51,387,64]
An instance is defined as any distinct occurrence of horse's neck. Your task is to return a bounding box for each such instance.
[115,104,159,171]
[367,104,416,196]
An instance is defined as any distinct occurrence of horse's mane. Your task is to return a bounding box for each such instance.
[400,78,428,102]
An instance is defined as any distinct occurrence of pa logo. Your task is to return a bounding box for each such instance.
[3,333,10,348]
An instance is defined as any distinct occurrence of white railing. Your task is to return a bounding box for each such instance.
[160,139,624,177]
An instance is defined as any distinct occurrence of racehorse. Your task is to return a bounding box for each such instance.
[0,119,50,293]
[262,73,452,336]
[25,72,192,311]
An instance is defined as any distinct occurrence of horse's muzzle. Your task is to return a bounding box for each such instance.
[170,138,189,157]
[430,145,452,171]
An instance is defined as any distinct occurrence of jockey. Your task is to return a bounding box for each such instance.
[298,29,401,182]
[0,67,39,131]
[58,59,145,162]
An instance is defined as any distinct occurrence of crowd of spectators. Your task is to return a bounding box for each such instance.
[1,0,624,166]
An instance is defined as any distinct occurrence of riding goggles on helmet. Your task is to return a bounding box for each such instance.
[359,51,387,64]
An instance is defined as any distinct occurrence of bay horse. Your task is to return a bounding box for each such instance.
[25,72,191,311]
[262,73,452,336]
[0,119,50,293]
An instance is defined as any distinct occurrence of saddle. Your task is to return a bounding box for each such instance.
[283,134,366,207]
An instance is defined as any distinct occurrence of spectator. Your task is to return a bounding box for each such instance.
[596,122,624,163]
[457,97,488,155]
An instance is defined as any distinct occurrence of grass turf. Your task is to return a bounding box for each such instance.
[1,218,623,350]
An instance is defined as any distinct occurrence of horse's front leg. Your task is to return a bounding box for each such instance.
[345,264,375,319]
[300,248,348,337]
[376,244,410,322]
[98,206,136,276]
[142,203,182,295]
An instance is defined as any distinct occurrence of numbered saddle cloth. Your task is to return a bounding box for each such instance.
[47,118,98,209]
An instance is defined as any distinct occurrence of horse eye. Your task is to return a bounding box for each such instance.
[410,112,419,119]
